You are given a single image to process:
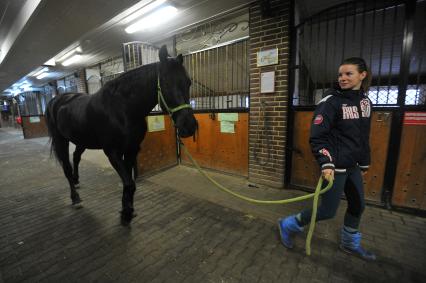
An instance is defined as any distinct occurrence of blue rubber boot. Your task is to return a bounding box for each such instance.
[340,227,376,261]
[277,215,304,249]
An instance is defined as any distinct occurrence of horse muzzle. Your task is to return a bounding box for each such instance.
[175,109,197,138]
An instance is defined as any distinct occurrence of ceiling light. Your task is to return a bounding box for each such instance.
[36,72,48,79]
[33,67,48,77]
[123,0,166,24]
[62,54,82,66]
[44,58,56,66]
[125,5,177,34]
[57,47,81,62]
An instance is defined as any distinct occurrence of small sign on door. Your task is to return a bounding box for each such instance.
[404,112,426,126]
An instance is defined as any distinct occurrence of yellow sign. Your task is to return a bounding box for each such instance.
[147,115,165,132]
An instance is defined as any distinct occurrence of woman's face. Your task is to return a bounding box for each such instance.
[338,64,367,90]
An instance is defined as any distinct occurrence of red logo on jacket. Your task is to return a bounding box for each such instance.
[319,148,332,162]
[314,114,323,125]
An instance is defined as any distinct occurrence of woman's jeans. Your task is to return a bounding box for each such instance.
[298,166,366,229]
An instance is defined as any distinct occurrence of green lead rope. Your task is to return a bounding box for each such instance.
[180,143,333,256]
[157,75,333,255]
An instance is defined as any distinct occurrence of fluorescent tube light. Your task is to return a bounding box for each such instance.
[44,58,56,66]
[125,5,177,34]
[62,54,82,66]
[123,0,166,24]
[36,73,48,80]
[36,72,48,79]
[57,47,81,62]
[33,67,48,77]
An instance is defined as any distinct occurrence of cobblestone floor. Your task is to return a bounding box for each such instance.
[0,128,425,283]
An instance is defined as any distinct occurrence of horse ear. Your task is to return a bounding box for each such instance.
[159,45,168,63]
[176,54,183,65]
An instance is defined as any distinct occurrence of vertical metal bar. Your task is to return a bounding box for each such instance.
[244,40,248,106]
[191,53,195,103]
[341,2,348,63]
[203,50,206,108]
[197,51,200,102]
[208,49,211,109]
[324,9,329,93]
[225,45,229,109]
[236,42,239,107]
[333,10,338,88]
[414,2,425,103]
[307,19,313,104]
[231,43,235,108]
[216,46,219,110]
[316,13,321,96]
[382,0,416,206]
[359,0,367,57]
[369,0,377,102]
[285,0,297,185]
[387,5,398,104]
[377,5,386,104]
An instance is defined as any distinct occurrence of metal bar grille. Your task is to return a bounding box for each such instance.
[293,0,425,108]
[183,39,249,111]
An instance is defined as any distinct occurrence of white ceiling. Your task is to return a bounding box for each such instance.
[0,0,349,96]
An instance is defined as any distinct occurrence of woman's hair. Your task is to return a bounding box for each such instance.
[341,57,372,92]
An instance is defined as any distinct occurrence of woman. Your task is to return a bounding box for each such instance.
[278,57,376,260]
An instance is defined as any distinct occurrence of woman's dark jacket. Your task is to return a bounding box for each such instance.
[310,87,372,173]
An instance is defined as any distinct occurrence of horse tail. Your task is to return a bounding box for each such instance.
[45,97,62,164]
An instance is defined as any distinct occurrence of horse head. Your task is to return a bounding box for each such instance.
[158,45,197,138]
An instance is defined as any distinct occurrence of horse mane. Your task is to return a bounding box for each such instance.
[101,62,158,94]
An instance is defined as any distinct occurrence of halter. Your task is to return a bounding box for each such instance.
[157,76,192,115]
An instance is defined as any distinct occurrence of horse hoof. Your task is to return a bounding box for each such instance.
[73,203,83,209]
[120,212,136,226]
[72,197,82,205]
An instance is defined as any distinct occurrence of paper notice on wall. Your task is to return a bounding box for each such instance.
[218,113,238,122]
[147,115,165,132]
[29,117,40,123]
[260,71,275,93]
[220,121,235,133]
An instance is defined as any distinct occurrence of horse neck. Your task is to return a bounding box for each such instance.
[121,63,159,117]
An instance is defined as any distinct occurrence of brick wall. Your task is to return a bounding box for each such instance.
[248,0,290,188]
[76,69,88,93]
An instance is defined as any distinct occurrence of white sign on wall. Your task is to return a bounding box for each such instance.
[260,71,275,93]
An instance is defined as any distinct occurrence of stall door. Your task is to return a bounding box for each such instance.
[392,112,426,210]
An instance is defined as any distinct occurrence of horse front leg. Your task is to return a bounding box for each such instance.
[105,150,136,225]
[55,138,81,205]
[72,145,85,188]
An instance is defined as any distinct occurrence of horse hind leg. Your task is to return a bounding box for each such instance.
[55,138,82,205]
[72,145,86,188]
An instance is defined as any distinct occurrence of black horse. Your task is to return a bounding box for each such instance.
[45,45,197,224]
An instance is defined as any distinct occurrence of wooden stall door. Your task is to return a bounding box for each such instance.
[290,111,319,189]
[21,115,48,139]
[364,112,392,203]
[392,113,426,210]
[137,115,177,176]
[290,111,392,204]
[180,113,248,176]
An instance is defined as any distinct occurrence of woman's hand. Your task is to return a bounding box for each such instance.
[322,168,334,182]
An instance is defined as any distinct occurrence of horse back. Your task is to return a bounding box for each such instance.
[50,93,102,148]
